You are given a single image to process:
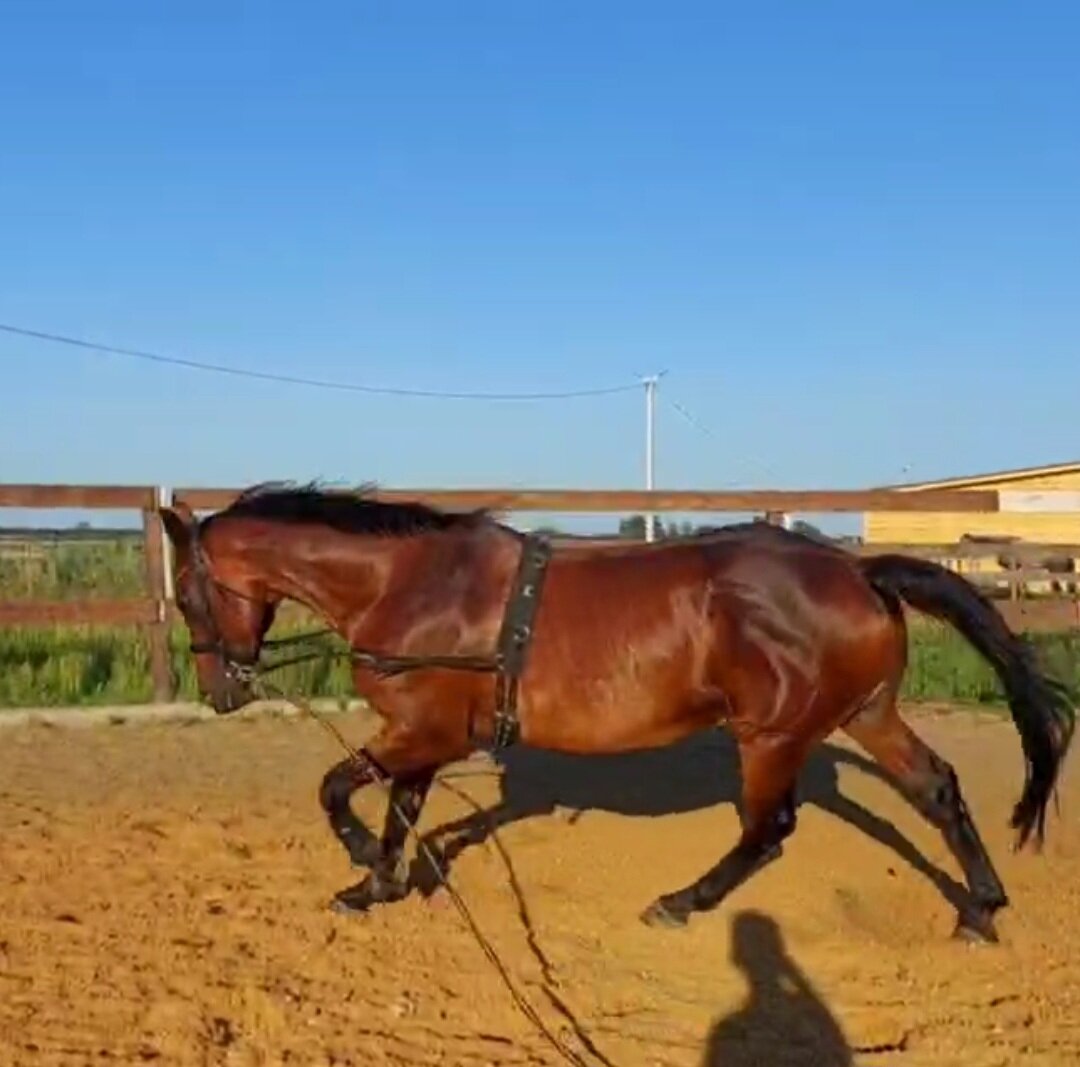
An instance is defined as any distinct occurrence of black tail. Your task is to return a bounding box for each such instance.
[862,553,1076,850]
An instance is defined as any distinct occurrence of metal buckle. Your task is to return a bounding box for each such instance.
[492,708,519,748]
[225,661,258,685]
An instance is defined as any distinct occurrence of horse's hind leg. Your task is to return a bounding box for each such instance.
[842,693,1009,943]
[641,733,805,928]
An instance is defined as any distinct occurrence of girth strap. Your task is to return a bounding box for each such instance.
[342,532,553,751]
[489,533,553,748]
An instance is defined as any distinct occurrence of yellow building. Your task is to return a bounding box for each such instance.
[863,460,1080,592]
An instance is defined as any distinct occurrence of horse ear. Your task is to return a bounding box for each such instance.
[159,504,194,549]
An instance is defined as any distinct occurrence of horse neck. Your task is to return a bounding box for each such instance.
[246,524,392,629]
[244,520,518,637]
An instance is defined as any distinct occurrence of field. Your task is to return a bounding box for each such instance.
[0,621,356,708]
[5,617,1080,710]
[3,537,1080,709]
[2,704,1079,1066]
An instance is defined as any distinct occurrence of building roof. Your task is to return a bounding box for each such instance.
[879,460,1080,492]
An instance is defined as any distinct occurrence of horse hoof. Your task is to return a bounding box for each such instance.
[640,899,688,929]
[330,894,372,916]
[330,876,408,916]
[952,917,999,945]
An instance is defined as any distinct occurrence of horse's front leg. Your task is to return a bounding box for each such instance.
[319,755,384,869]
[322,719,461,914]
[331,770,436,913]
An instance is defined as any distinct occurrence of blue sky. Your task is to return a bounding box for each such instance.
[2,2,1078,531]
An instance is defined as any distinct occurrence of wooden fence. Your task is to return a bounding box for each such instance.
[2,482,1078,702]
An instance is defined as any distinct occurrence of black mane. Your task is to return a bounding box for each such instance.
[208,481,491,537]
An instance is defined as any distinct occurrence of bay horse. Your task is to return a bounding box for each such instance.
[159,483,1075,943]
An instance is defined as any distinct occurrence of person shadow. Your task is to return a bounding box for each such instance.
[415,725,972,918]
[703,910,853,1066]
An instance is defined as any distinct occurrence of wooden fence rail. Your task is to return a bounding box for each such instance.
[0,485,157,509]
[3,482,1080,703]
[0,484,172,701]
[172,486,1001,514]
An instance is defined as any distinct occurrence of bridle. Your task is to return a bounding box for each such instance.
[181,520,272,684]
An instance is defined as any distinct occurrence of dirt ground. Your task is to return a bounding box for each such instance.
[2,704,1079,1067]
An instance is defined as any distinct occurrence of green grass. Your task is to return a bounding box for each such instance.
[0,539,359,708]
[901,619,1080,706]
[2,538,1079,710]
[0,538,144,600]
[0,620,357,708]
[2,615,1078,710]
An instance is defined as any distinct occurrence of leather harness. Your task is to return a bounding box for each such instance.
[186,529,553,751]
[487,534,553,748]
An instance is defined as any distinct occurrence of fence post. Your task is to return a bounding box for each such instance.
[142,491,175,703]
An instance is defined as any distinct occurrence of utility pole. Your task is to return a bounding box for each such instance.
[643,374,660,542]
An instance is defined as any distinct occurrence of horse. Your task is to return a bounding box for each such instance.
[159,482,1075,943]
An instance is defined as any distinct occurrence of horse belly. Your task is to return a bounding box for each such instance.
[518,556,719,754]
[520,652,717,755]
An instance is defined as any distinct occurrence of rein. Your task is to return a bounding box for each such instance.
[179,524,612,1067]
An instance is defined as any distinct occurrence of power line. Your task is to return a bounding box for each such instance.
[665,394,781,486]
[0,322,644,402]
[667,396,717,440]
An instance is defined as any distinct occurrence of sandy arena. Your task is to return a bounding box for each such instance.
[2,703,1078,1067]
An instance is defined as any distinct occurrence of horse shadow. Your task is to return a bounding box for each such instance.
[415,726,971,916]
[703,909,853,1066]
